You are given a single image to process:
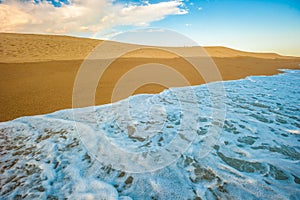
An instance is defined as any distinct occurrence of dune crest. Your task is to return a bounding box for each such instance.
[0,33,296,63]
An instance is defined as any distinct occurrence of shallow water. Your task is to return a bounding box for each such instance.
[1,70,299,199]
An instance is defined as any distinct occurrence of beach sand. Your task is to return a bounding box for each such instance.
[1,33,299,121]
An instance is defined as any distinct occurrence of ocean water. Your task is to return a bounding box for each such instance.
[1,70,300,199]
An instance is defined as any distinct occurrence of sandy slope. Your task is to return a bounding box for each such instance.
[0,33,299,121]
[0,33,100,63]
[0,32,294,62]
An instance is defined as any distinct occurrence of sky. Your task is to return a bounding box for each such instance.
[0,0,299,56]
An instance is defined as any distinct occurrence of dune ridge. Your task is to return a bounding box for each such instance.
[0,32,296,63]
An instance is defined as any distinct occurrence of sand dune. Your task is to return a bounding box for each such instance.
[0,33,299,121]
[0,32,294,62]
[0,33,100,63]
[204,46,293,59]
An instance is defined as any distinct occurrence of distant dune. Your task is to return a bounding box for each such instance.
[204,46,294,59]
[0,32,294,63]
[0,33,299,121]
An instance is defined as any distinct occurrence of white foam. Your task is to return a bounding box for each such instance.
[1,70,300,199]
[286,129,300,134]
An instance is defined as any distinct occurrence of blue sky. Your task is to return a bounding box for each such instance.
[0,0,299,56]
[152,0,300,56]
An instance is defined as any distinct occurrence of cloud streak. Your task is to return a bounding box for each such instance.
[0,0,187,35]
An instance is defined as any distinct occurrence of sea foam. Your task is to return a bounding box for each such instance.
[1,70,299,199]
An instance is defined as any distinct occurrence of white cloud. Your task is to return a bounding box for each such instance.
[0,0,187,35]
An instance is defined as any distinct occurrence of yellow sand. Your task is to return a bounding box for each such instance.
[0,33,299,121]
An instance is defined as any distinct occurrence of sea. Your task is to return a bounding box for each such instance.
[1,70,299,199]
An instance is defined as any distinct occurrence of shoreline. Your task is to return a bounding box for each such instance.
[1,57,300,122]
[1,33,300,122]
[2,68,299,124]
